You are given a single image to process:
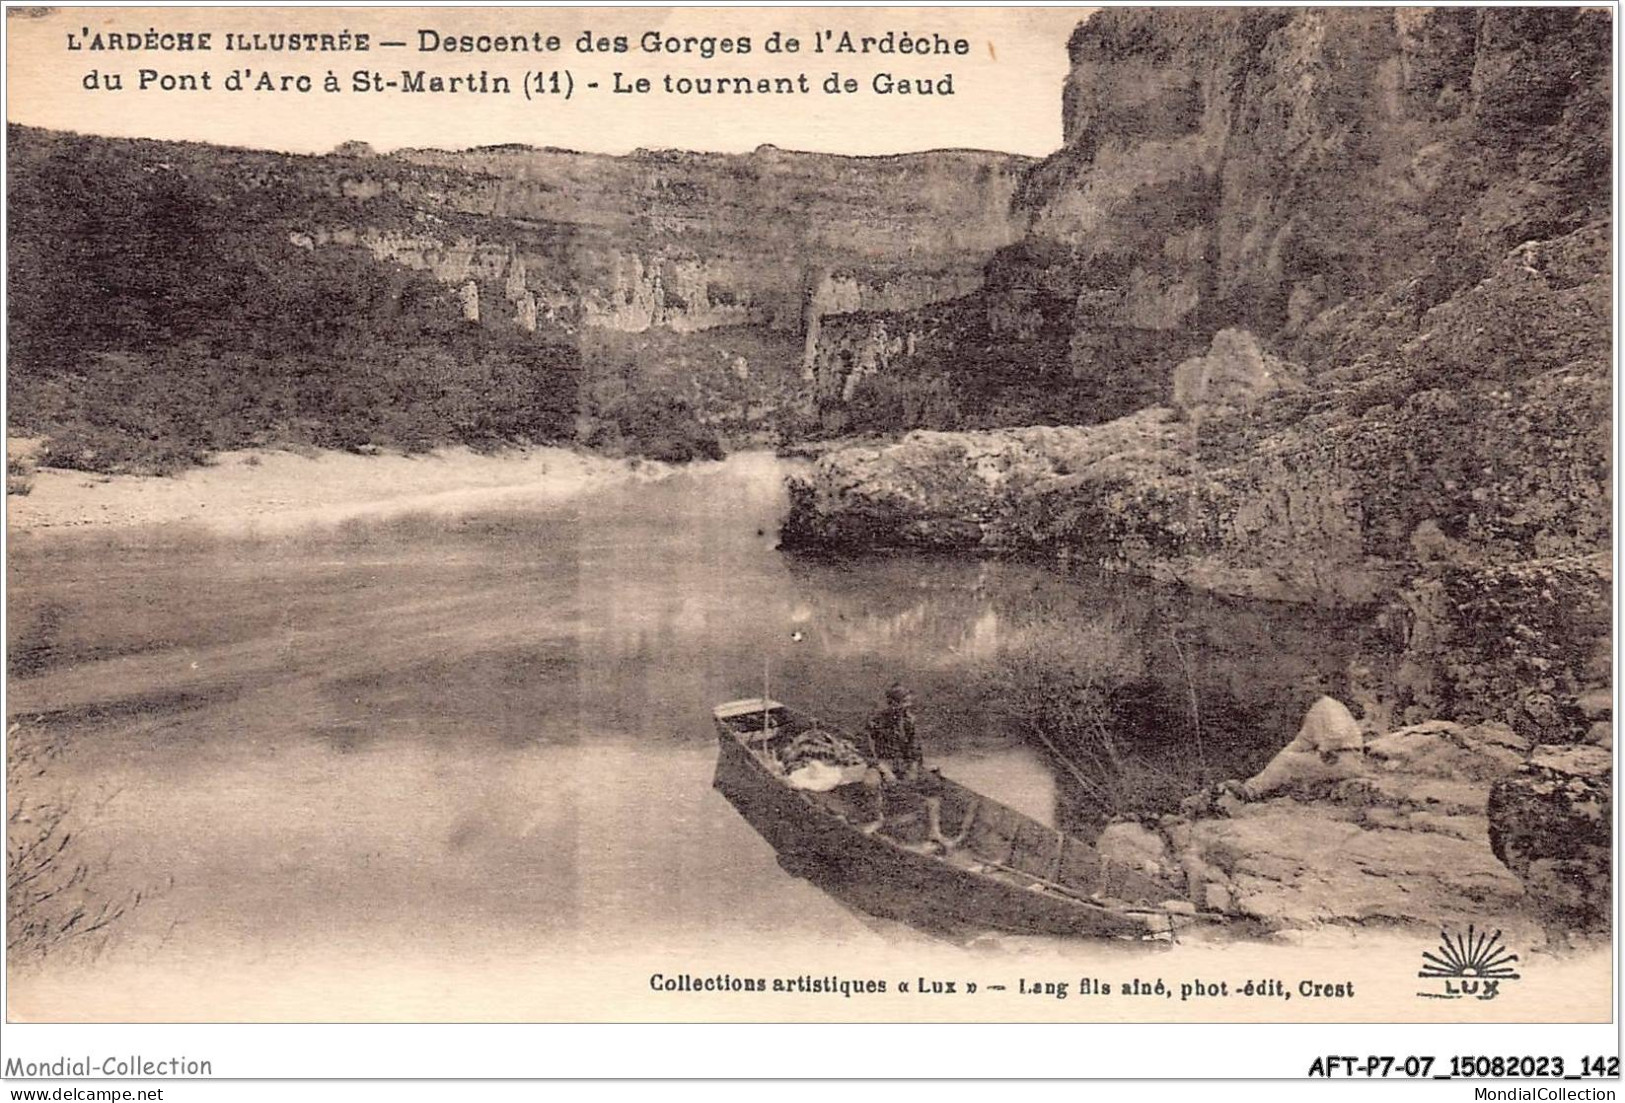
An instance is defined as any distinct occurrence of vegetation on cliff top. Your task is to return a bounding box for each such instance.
[8,127,582,474]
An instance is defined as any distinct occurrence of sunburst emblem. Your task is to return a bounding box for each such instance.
[1417,925,1521,980]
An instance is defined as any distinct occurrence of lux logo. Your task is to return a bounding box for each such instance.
[1442,978,1502,1001]
[1417,926,1520,1001]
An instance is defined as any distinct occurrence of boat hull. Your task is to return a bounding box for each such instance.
[713,729,1162,939]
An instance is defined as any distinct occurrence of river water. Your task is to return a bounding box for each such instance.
[7,452,1372,1019]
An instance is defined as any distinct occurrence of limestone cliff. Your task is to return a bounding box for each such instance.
[311,142,1029,441]
[8,126,1030,453]
[802,7,1609,430]
[784,8,1611,742]
[1024,6,1608,374]
[316,142,1028,340]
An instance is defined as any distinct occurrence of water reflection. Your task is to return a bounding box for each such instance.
[7,452,1369,989]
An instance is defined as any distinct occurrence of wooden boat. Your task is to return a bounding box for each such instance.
[712,697,1190,939]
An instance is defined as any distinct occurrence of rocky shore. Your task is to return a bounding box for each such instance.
[1099,698,1610,938]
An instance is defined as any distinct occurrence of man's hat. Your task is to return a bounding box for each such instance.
[886,682,912,703]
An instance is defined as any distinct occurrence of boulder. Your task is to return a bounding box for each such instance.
[779,410,1189,553]
[1181,804,1526,929]
[1488,744,1612,931]
[1365,719,1529,782]
[1177,713,1537,931]
[1096,821,1171,877]
[1297,696,1367,752]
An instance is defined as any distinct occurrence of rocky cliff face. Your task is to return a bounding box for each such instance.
[316,143,1032,441]
[785,9,1611,752]
[801,8,1609,431]
[8,123,1037,471]
[1025,7,1608,370]
[1490,743,1613,932]
[313,143,1028,342]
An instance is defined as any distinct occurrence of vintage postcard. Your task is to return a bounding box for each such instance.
[2,0,1616,1081]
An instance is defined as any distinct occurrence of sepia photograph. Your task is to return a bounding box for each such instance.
[1,0,1616,1079]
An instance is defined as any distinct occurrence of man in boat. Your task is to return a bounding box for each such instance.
[859,682,964,849]
[865,682,923,782]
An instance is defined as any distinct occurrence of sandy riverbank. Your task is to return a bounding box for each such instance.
[6,445,674,534]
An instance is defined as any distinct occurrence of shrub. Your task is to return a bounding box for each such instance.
[842,370,963,433]
[7,720,143,960]
[981,612,1230,827]
[587,388,724,463]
